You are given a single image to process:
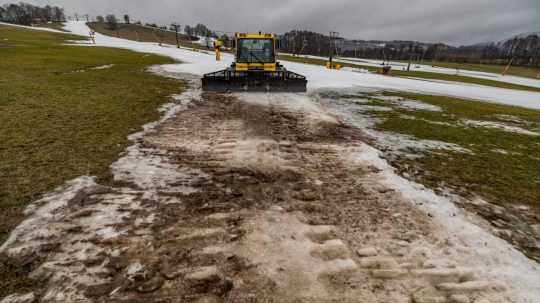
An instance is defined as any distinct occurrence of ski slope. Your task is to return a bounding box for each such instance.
[292,54,540,89]
[4,21,538,110]
[60,21,540,110]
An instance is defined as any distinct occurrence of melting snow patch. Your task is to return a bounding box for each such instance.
[374,95,443,112]
[111,76,208,195]
[398,100,443,112]
[0,176,97,253]
[493,114,526,124]
[338,143,540,302]
[0,74,208,301]
[64,39,95,45]
[0,292,36,303]
[238,92,338,124]
[355,105,393,112]
[399,115,454,126]
[92,64,114,70]
[462,119,540,136]
[111,145,206,194]
[315,92,471,156]
[0,179,147,301]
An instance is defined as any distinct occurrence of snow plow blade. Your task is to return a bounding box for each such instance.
[202,69,307,93]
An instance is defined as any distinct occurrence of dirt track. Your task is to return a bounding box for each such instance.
[0,86,510,302]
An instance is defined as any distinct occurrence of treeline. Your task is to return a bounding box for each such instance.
[0,2,65,25]
[93,16,225,41]
[279,30,540,67]
[447,35,540,66]
[280,30,335,57]
[341,42,447,63]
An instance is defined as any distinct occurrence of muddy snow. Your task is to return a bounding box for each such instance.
[372,95,443,112]
[2,77,538,302]
[313,90,472,157]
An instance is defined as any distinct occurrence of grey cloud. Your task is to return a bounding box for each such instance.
[1,0,538,45]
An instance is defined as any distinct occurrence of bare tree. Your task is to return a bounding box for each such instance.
[123,14,130,24]
[96,15,104,23]
[0,3,65,25]
[105,14,117,30]
[184,25,193,37]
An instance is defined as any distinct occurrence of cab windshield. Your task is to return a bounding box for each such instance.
[237,39,274,63]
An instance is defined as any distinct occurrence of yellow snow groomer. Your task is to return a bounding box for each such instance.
[202,33,307,92]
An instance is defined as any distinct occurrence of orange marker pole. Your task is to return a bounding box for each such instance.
[215,47,221,61]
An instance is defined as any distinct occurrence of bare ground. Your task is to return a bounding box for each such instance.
[0,85,514,302]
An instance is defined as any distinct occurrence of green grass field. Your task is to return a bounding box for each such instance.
[413,61,540,80]
[279,54,540,92]
[368,93,540,209]
[0,25,182,296]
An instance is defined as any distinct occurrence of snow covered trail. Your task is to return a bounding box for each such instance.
[295,54,540,90]
[342,144,540,303]
[60,21,540,110]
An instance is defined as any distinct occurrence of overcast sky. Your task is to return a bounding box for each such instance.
[2,0,539,45]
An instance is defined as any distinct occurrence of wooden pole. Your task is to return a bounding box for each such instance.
[502,57,514,76]
[328,32,333,67]
[175,27,180,48]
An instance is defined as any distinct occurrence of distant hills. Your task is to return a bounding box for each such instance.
[280,30,540,66]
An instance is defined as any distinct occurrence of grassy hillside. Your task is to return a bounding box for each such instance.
[417,61,540,79]
[0,25,182,296]
[88,22,209,50]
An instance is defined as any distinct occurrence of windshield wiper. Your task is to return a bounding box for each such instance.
[249,51,265,64]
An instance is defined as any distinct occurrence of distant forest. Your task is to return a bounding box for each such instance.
[280,30,540,67]
[0,2,65,25]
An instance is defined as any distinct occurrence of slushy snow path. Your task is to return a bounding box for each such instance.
[60,21,540,110]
